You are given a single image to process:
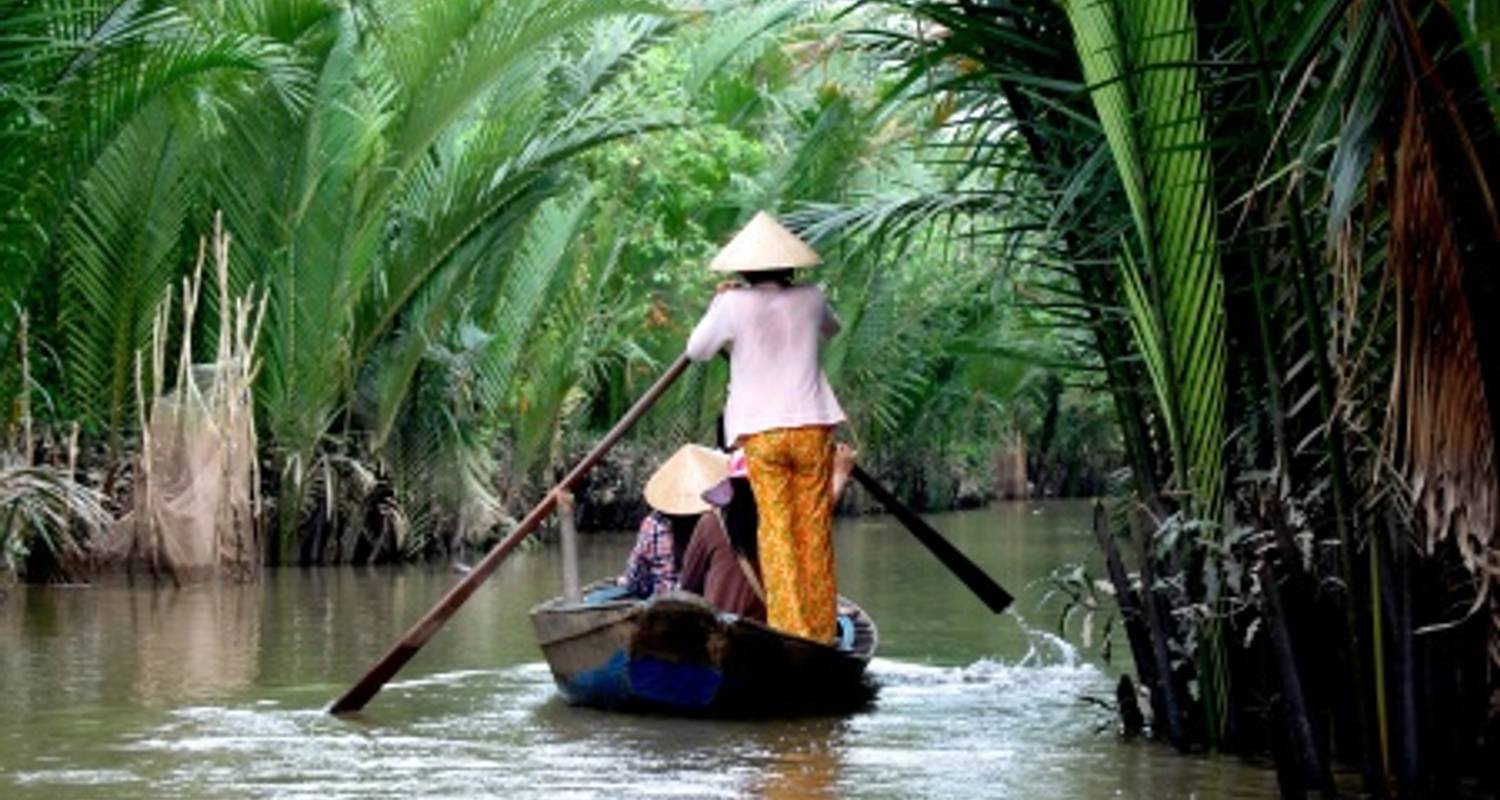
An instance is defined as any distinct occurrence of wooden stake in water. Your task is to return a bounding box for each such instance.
[328,355,691,714]
[18,311,30,465]
[558,490,580,603]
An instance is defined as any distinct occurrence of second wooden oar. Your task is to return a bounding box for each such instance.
[328,355,692,714]
[850,464,1014,614]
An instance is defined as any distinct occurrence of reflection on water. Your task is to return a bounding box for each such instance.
[758,731,840,800]
[135,585,260,706]
[0,501,1283,798]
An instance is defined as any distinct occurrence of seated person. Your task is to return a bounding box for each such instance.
[617,444,730,598]
[678,444,857,620]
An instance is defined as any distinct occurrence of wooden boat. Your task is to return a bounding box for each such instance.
[530,584,878,716]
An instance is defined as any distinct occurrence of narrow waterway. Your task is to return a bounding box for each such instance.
[0,501,1281,798]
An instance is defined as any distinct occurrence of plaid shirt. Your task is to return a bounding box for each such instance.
[622,511,677,598]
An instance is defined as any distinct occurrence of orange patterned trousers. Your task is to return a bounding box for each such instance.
[741,425,836,642]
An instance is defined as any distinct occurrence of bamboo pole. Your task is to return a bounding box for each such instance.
[18,311,30,465]
[328,355,691,714]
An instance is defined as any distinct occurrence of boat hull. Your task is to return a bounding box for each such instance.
[530,590,877,716]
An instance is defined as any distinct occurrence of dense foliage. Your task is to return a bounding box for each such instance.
[0,0,1114,572]
[859,0,1500,793]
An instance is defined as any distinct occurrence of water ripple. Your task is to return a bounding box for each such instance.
[2,656,1284,799]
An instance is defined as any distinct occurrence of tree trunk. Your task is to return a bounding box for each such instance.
[1260,556,1334,795]
[1091,502,1164,729]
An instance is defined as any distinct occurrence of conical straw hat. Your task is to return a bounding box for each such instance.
[709,210,822,273]
[643,444,731,515]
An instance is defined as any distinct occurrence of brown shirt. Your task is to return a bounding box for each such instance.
[678,512,766,622]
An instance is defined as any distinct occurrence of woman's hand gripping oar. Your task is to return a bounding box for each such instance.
[848,464,1014,614]
[328,355,692,715]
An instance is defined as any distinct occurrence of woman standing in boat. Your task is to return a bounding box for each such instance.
[684,211,846,643]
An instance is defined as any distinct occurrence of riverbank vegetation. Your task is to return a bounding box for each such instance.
[860,0,1500,794]
[1,0,1116,575]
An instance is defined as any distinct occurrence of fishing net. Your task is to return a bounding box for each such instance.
[108,216,264,583]
[125,362,259,582]
[994,430,1028,500]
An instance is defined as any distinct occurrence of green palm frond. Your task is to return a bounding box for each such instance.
[1454,0,1500,126]
[189,0,674,547]
[1063,0,1233,745]
[354,99,675,372]
[2,2,276,298]
[0,456,110,576]
[365,189,593,448]
[206,0,340,47]
[252,6,386,461]
[830,252,930,434]
[471,190,596,412]
[50,8,308,169]
[381,338,506,550]
[559,14,671,102]
[59,108,195,435]
[1064,0,1227,523]
[512,226,644,485]
[378,0,663,185]
[683,0,808,97]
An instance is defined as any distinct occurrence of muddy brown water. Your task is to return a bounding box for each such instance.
[0,501,1284,798]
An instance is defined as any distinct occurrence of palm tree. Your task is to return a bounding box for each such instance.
[829,0,1500,789]
[2,0,304,441]
[211,1,675,558]
[8,1,671,558]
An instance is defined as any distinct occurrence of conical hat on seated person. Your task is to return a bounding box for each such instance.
[709,210,821,273]
[643,444,731,515]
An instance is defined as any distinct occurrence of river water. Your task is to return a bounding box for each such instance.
[0,501,1282,798]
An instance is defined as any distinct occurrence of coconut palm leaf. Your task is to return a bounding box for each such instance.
[1061,0,1232,743]
[3,2,305,424]
[511,228,646,486]
[248,6,385,472]
[470,190,597,414]
[352,98,675,376]
[559,14,671,103]
[376,0,662,188]
[195,0,672,549]
[252,0,668,460]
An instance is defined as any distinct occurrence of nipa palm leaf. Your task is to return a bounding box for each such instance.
[1063,0,1231,742]
[60,108,195,435]
[1063,0,1227,524]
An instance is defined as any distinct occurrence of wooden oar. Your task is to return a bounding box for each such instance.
[328,355,692,714]
[849,464,1014,614]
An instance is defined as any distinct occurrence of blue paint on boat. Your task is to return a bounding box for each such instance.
[628,657,722,709]
[562,650,632,707]
[559,649,723,710]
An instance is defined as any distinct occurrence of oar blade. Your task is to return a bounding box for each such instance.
[850,466,1013,614]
